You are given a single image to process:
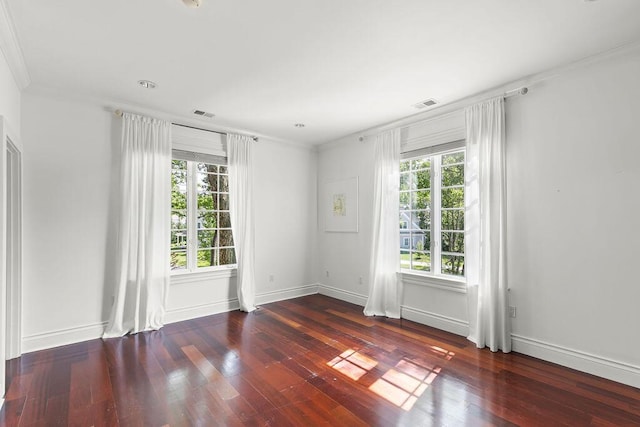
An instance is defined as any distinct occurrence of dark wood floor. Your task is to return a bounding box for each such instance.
[1,295,640,426]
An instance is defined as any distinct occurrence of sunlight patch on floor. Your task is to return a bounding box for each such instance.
[327,349,378,381]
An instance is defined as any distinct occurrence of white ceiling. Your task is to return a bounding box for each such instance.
[6,0,640,145]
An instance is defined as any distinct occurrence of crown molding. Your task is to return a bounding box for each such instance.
[0,0,30,90]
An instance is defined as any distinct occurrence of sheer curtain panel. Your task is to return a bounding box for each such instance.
[103,113,171,338]
[464,97,511,352]
[228,134,257,312]
[364,129,402,318]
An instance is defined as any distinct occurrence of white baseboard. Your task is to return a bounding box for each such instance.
[401,305,469,337]
[22,321,108,354]
[255,284,320,306]
[318,284,368,306]
[511,334,640,389]
[165,299,240,324]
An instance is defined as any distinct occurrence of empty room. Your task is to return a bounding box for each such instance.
[1,0,640,425]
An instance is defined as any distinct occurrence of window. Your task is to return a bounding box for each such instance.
[400,149,465,278]
[171,159,236,271]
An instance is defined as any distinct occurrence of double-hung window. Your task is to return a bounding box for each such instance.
[171,154,236,272]
[400,147,465,278]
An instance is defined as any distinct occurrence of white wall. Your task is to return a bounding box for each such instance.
[317,46,640,387]
[20,91,318,351]
[317,125,469,335]
[0,49,20,134]
[506,48,640,384]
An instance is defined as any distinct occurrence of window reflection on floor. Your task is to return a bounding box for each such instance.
[327,346,455,411]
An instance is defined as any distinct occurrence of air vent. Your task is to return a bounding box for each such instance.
[193,109,215,118]
[413,99,438,109]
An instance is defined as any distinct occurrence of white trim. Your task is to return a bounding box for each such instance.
[255,284,320,306]
[402,273,467,294]
[22,321,108,354]
[400,305,469,337]
[171,267,236,285]
[0,0,30,89]
[165,299,240,324]
[318,284,368,307]
[5,137,21,359]
[511,334,640,389]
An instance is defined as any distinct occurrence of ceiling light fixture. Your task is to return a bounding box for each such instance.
[138,80,157,89]
[182,0,202,7]
[294,123,305,128]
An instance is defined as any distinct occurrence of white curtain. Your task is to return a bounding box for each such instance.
[103,113,171,338]
[228,134,257,312]
[364,129,402,318]
[465,97,511,352]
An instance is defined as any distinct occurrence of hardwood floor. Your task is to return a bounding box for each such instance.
[1,295,639,426]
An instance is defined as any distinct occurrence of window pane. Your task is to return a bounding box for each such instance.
[411,190,430,210]
[220,175,229,192]
[414,169,430,190]
[441,188,464,208]
[219,165,228,174]
[171,210,187,229]
[442,152,464,165]
[399,214,409,230]
[411,158,430,171]
[399,191,410,209]
[412,252,431,272]
[171,231,187,250]
[219,193,229,211]
[220,212,232,228]
[197,172,217,192]
[219,248,236,265]
[400,172,410,191]
[441,255,464,276]
[411,210,431,231]
[170,251,187,270]
[441,164,464,186]
[441,209,464,231]
[197,229,217,249]
[219,229,234,248]
[197,249,217,268]
[197,192,217,210]
[201,163,218,174]
[411,232,428,251]
[442,231,464,253]
[198,211,217,229]
[400,161,410,172]
[400,250,410,269]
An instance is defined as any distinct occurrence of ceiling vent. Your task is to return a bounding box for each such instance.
[193,109,215,118]
[413,99,438,109]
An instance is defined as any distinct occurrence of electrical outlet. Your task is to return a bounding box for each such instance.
[509,306,517,318]
[326,270,329,277]
[359,276,363,285]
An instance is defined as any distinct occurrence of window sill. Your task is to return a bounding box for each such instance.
[401,270,467,294]
[170,266,237,285]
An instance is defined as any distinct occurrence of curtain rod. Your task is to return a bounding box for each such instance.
[114,109,258,142]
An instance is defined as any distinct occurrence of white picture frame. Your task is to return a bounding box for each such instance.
[324,177,358,233]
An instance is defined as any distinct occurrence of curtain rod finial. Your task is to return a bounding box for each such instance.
[115,109,123,117]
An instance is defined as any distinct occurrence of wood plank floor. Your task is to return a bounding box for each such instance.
[2,295,640,426]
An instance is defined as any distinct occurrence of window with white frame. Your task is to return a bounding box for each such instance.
[171,158,236,271]
[400,149,465,278]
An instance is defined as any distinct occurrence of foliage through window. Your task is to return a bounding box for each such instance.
[400,149,465,277]
[171,159,236,271]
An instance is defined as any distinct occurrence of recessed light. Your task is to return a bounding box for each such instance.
[138,80,157,89]
[294,123,305,128]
